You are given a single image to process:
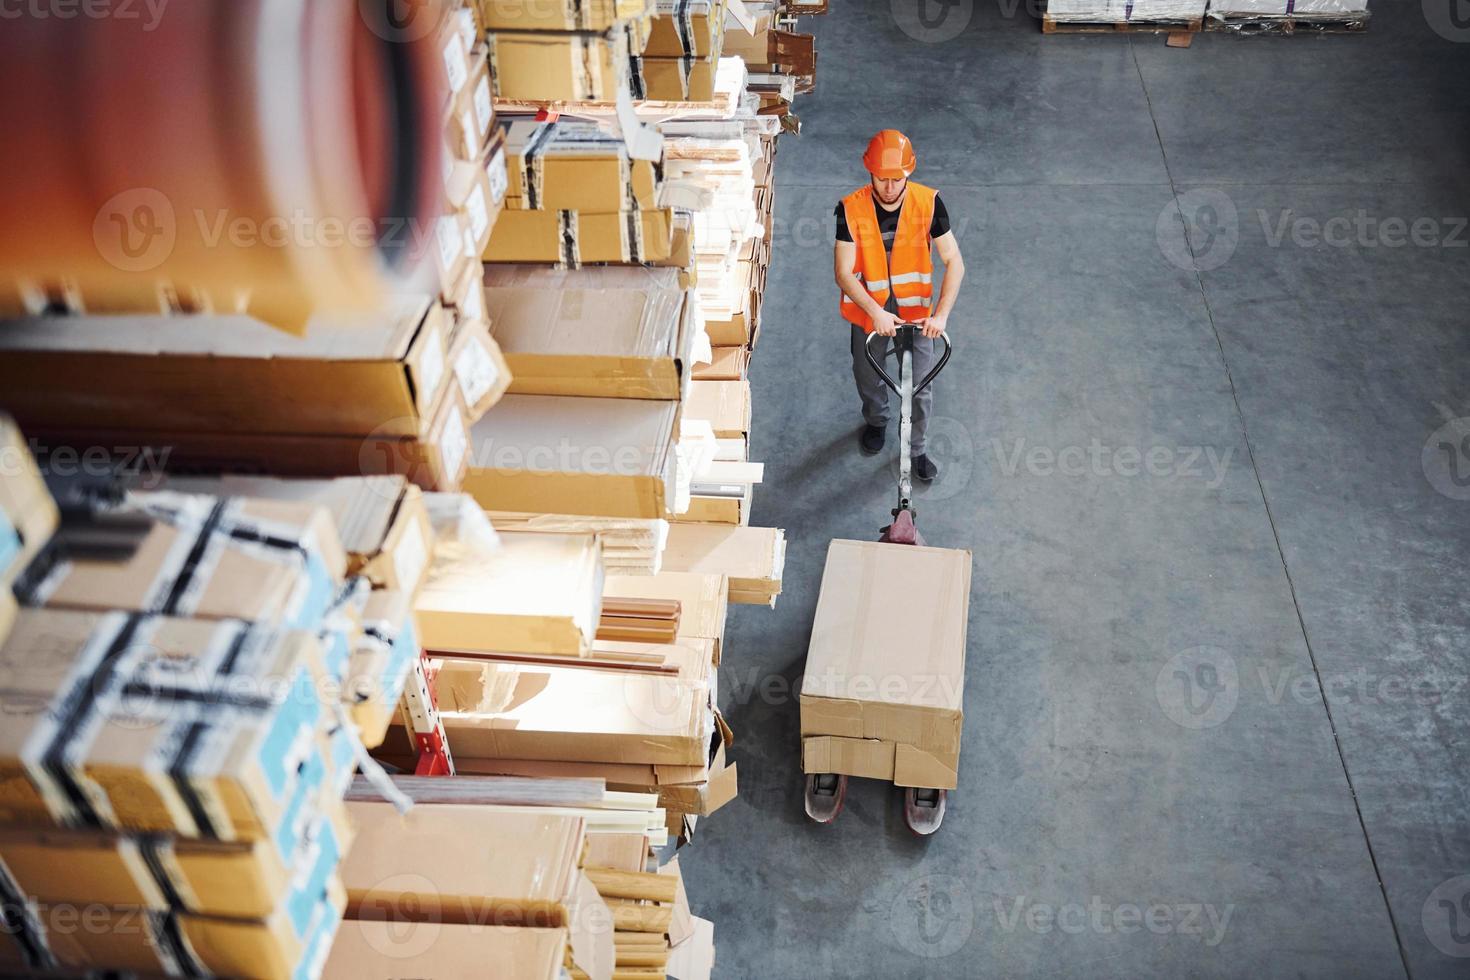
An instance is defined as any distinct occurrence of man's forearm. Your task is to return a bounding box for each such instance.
[932,263,964,319]
[837,271,885,320]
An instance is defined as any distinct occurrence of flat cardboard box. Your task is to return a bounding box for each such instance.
[0,610,337,844]
[504,119,660,212]
[485,265,692,400]
[486,29,630,102]
[686,379,751,438]
[692,345,748,381]
[0,417,59,589]
[325,922,568,980]
[415,531,603,657]
[646,0,726,55]
[153,476,434,599]
[0,299,452,439]
[342,801,584,926]
[27,491,346,632]
[661,524,784,606]
[462,395,679,519]
[799,540,971,781]
[478,0,650,32]
[486,208,676,264]
[430,661,709,766]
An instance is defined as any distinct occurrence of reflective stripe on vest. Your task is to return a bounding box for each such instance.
[839,182,937,333]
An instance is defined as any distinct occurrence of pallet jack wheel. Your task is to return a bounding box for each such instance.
[903,787,947,835]
[804,773,847,824]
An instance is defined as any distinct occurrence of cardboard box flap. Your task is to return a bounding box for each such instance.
[893,743,959,791]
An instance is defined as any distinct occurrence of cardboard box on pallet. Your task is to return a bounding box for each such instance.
[484,264,693,400]
[0,299,453,440]
[486,28,635,103]
[799,540,972,790]
[0,609,340,843]
[0,417,58,593]
[504,119,660,212]
[646,0,727,56]
[486,208,676,264]
[460,395,679,519]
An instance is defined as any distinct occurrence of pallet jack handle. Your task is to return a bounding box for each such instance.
[863,325,952,396]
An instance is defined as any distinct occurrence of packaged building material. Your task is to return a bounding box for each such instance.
[325,922,570,980]
[478,0,651,33]
[504,119,660,211]
[1207,0,1368,19]
[661,524,785,605]
[486,27,637,103]
[647,0,727,56]
[343,589,421,749]
[604,572,728,657]
[485,265,694,399]
[486,207,677,264]
[490,512,671,574]
[428,661,711,766]
[462,395,679,519]
[0,298,452,439]
[686,379,752,438]
[0,609,338,844]
[800,541,972,790]
[153,476,434,599]
[15,491,347,636]
[415,531,603,657]
[0,417,59,591]
[1045,0,1206,21]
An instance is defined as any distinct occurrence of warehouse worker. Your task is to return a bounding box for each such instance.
[834,129,964,482]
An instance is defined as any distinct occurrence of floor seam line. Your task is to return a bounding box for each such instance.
[1128,40,1414,980]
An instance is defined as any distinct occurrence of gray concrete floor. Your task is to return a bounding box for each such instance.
[681,3,1470,977]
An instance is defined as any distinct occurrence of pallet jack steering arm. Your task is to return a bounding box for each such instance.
[864,325,953,523]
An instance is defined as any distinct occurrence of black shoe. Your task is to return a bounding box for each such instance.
[859,424,886,455]
[913,454,939,482]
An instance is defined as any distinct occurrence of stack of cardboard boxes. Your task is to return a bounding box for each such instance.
[477,0,653,104]
[0,428,434,978]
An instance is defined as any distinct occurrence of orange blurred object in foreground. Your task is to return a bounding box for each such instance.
[0,0,449,333]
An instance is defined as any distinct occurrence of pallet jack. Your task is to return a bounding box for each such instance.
[804,324,954,835]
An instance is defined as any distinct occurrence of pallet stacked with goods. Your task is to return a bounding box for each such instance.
[0,0,819,976]
[1040,0,1368,34]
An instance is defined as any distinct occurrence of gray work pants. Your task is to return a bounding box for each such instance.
[850,323,938,455]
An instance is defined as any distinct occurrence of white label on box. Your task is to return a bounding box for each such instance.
[474,77,493,137]
[459,109,477,158]
[455,336,500,409]
[485,146,509,205]
[455,8,476,51]
[435,216,459,271]
[418,331,446,409]
[392,517,428,593]
[466,184,489,243]
[462,224,476,260]
[440,409,468,481]
[442,36,468,94]
[462,278,485,321]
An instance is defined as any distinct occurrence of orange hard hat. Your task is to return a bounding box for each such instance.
[863,129,916,179]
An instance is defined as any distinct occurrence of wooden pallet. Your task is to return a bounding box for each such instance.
[1042,14,1203,34]
[1205,12,1368,34]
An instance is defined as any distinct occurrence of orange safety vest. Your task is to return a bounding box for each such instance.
[839,181,936,333]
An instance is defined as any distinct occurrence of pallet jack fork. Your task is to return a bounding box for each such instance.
[804,325,954,835]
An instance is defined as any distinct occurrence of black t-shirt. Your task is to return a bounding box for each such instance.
[834,192,950,244]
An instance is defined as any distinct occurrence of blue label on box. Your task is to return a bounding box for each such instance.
[290,551,337,632]
[273,750,326,861]
[0,513,19,580]
[286,819,342,939]
[378,615,420,705]
[258,666,324,802]
[294,893,343,980]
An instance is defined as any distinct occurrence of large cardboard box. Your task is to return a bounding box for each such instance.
[686,379,751,438]
[799,540,972,789]
[430,660,710,766]
[0,299,453,439]
[0,609,339,843]
[486,208,676,264]
[486,28,633,102]
[415,532,603,657]
[485,265,692,400]
[661,524,785,606]
[461,395,679,519]
[22,491,346,634]
[0,417,58,590]
[504,119,660,212]
[642,53,721,102]
[647,0,726,55]
[326,922,568,980]
[478,0,650,32]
